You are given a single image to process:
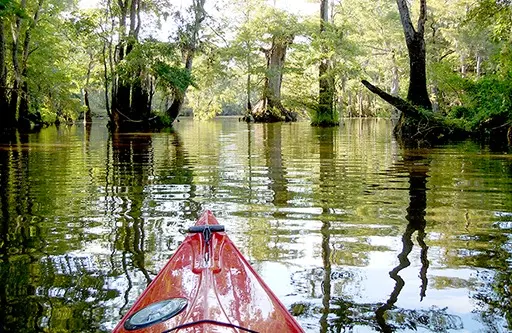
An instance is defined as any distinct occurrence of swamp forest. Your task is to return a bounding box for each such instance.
[0,0,511,142]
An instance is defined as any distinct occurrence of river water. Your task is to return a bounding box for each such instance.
[0,118,511,332]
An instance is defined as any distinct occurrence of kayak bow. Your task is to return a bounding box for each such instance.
[112,211,304,333]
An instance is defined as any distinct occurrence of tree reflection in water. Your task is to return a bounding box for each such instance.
[0,131,110,332]
[110,132,153,315]
[264,123,289,209]
[376,153,430,332]
[373,152,467,332]
[290,149,465,332]
[0,132,44,333]
[109,129,199,319]
[317,128,335,333]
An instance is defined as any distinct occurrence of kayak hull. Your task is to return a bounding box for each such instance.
[112,211,304,333]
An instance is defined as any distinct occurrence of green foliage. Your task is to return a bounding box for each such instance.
[153,113,174,127]
[187,47,242,120]
[446,75,512,131]
[469,0,512,41]
[153,61,195,94]
[329,0,405,117]
[0,0,27,18]
[310,111,340,127]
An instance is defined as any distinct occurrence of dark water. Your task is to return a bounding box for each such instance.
[0,119,511,333]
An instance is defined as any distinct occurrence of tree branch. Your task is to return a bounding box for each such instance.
[361,79,420,117]
[396,0,416,43]
[439,50,454,61]
[417,0,428,37]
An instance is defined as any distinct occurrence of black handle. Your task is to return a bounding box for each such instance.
[187,225,225,233]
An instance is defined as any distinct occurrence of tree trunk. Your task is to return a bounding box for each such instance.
[266,38,287,102]
[18,0,44,129]
[396,0,432,110]
[110,0,153,130]
[110,0,130,129]
[241,6,254,122]
[357,88,363,117]
[131,74,150,119]
[0,17,11,127]
[347,92,353,117]
[9,80,19,122]
[84,53,94,124]
[406,38,431,109]
[246,38,253,114]
[18,73,30,129]
[362,0,437,142]
[166,0,206,123]
[362,80,420,117]
[460,53,467,77]
[166,95,183,123]
[127,0,150,120]
[246,72,252,112]
[314,0,337,127]
[115,67,131,121]
[241,71,253,122]
[102,35,112,119]
[476,54,482,77]
[251,35,296,122]
[361,79,461,141]
[166,53,194,122]
[84,89,93,123]
[9,0,26,122]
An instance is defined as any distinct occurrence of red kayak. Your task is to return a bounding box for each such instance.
[113,211,304,333]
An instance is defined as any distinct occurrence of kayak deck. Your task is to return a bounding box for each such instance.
[112,211,304,333]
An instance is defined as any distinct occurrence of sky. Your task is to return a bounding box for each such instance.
[78,0,318,41]
[273,0,317,15]
[79,0,317,15]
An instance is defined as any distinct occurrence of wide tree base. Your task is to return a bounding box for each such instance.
[109,110,170,132]
[393,113,457,145]
[311,120,339,127]
[251,100,297,123]
[311,114,339,127]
